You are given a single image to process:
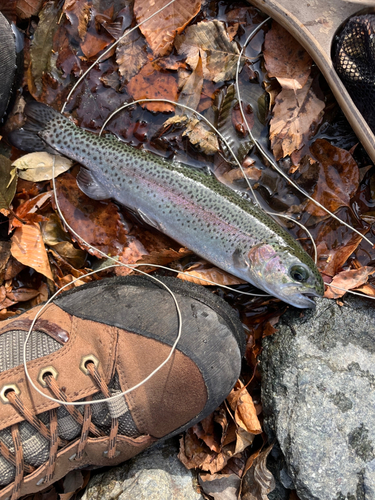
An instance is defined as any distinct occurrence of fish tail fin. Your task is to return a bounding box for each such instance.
[9,101,63,153]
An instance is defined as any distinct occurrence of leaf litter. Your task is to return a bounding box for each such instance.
[1,1,375,498]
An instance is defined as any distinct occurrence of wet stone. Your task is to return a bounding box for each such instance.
[81,437,204,500]
[261,296,375,500]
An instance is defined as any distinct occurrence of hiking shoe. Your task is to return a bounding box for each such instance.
[0,275,245,499]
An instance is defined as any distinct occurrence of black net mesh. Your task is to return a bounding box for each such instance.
[334,14,375,133]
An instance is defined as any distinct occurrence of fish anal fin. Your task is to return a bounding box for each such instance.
[76,168,110,200]
[137,209,160,230]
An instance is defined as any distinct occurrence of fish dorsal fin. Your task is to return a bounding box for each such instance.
[76,168,110,200]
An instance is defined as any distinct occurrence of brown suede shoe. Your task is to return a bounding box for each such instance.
[0,275,245,500]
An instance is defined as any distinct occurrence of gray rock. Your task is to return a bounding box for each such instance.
[261,296,375,500]
[82,437,204,500]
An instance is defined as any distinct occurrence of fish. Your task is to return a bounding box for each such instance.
[10,101,324,308]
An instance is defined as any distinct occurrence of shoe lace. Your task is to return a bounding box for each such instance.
[0,362,119,500]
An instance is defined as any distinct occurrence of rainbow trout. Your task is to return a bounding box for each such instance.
[11,102,324,308]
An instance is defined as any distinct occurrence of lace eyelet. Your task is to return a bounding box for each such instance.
[37,366,59,388]
[0,384,20,404]
[79,354,100,375]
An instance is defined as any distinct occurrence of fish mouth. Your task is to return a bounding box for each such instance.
[265,284,321,309]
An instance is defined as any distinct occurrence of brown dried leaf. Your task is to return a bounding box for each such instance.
[199,472,241,500]
[134,0,201,57]
[116,29,148,83]
[263,22,312,90]
[183,117,219,155]
[0,155,17,214]
[324,267,375,299]
[127,61,178,113]
[354,283,375,296]
[63,0,91,40]
[13,152,73,182]
[11,223,53,280]
[178,430,230,474]
[241,444,276,500]
[270,78,325,160]
[177,261,246,286]
[175,20,243,83]
[54,172,129,258]
[306,139,360,217]
[16,0,43,19]
[318,231,365,277]
[177,53,204,111]
[226,380,262,454]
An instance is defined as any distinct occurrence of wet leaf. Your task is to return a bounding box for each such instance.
[175,20,244,83]
[269,78,325,160]
[177,53,204,112]
[199,472,241,500]
[134,0,201,57]
[324,267,375,299]
[177,261,246,286]
[241,444,276,500]
[11,223,53,280]
[318,231,365,277]
[0,241,11,286]
[263,22,312,91]
[0,155,17,215]
[63,0,91,40]
[127,61,178,113]
[216,84,253,165]
[13,152,73,182]
[30,1,60,97]
[54,172,129,258]
[12,192,51,228]
[116,28,148,83]
[306,139,360,217]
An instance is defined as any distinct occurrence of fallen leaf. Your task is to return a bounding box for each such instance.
[0,241,11,286]
[13,152,73,182]
[226,380,262,454]
[12,191,51,228]
[134,0,201,57]
[63,0,91,40]
[324,267,375,299]
[0,155,17,215]
[177,261,246,286]
[41,214,87,269]
[16,0,43,18]
[354,283,375,297]
[175,20,244,82]
[54,172,129,258]
[116,28,148,83]
[11,223,53,280]
[263,22,312,91]
[80,28,113,59]
[177,53,204,112]
[178,429,230,473]
[241,444,276,500]
[199,472,241,500]
[127,61,178,113]
[193,413,221,453]
[318,230,365,277]
[216,84,253,165]
[183,117,219,155]
[269,78,325,160]
[306,139,360,216]
[30,1,60,97]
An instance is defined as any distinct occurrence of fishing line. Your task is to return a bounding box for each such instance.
[325,282,375,299]
[234,19,374,248]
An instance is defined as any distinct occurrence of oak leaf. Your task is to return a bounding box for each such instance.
[270,78,325,160]
[134,0,201,57]
[264,22,312,91]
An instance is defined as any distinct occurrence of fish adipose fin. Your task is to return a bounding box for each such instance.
[76,167,111,200]
[9,101,62,154]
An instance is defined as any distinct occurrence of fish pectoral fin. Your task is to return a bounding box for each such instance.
[76,168,110,200]
[137,209,160,230]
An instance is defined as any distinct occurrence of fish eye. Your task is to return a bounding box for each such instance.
[289,265,309,283]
